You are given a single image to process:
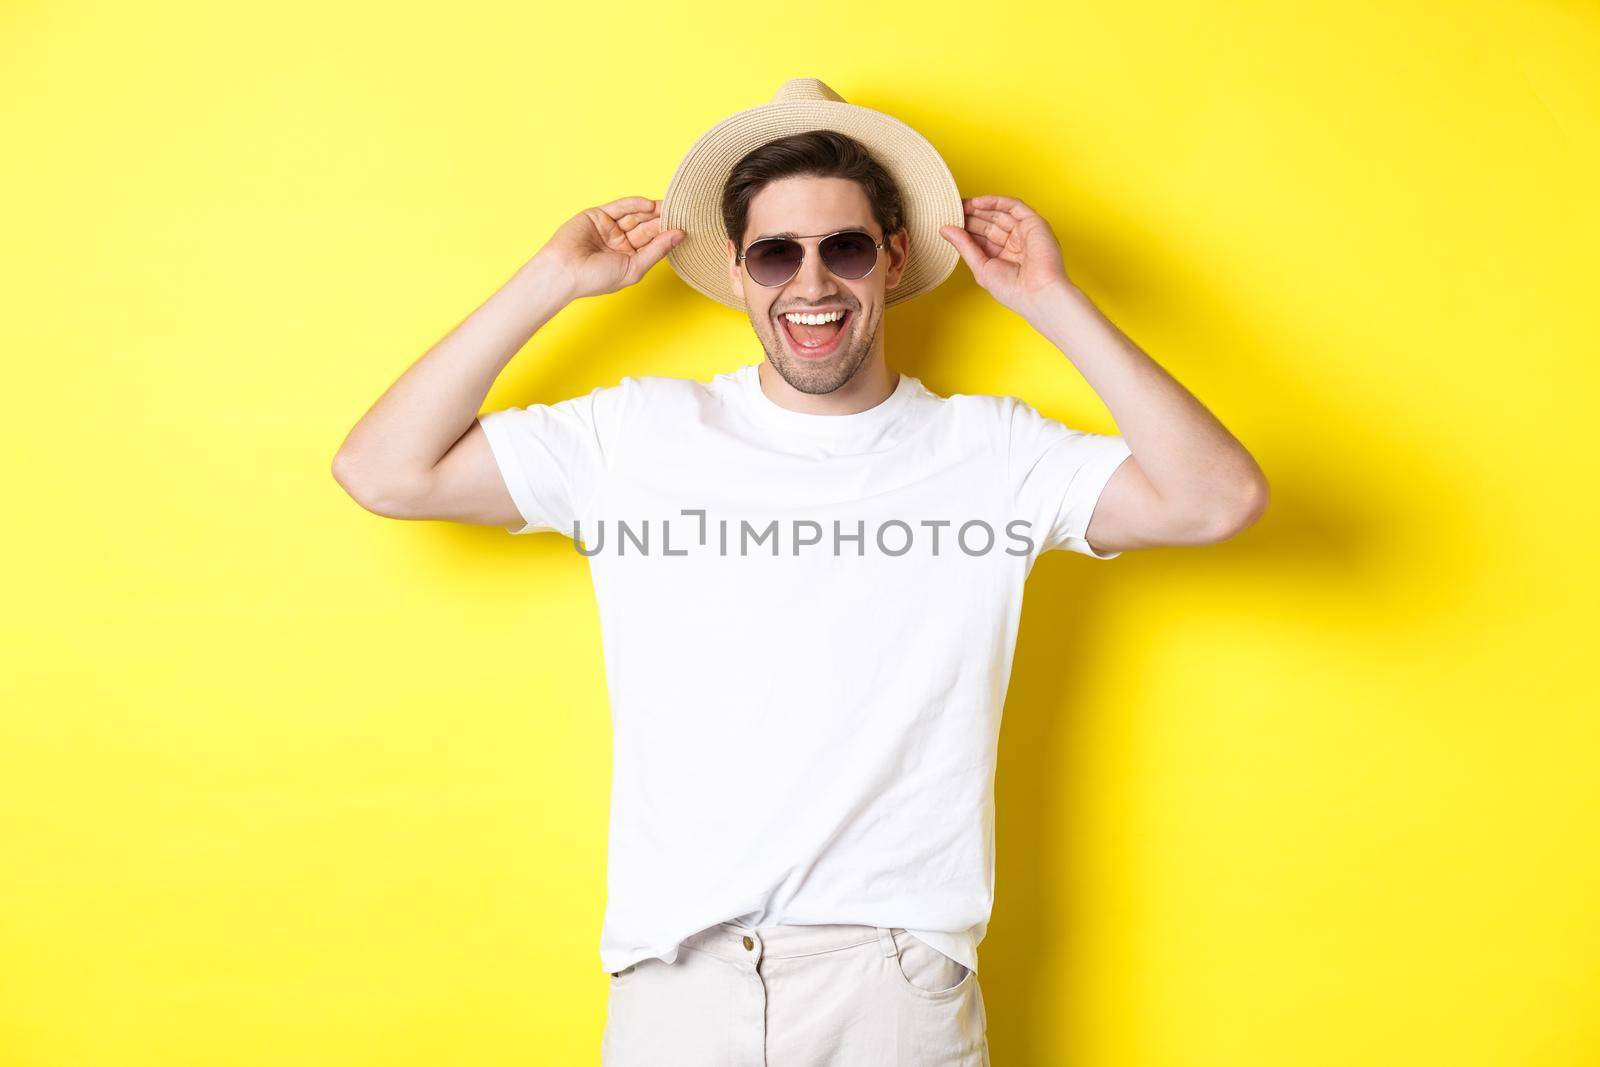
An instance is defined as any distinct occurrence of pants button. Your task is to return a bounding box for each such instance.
[742,936,755,950]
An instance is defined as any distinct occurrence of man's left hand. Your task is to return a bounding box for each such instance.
[939,195,1074,320]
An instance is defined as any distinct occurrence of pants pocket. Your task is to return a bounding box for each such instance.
[887,929,974,997]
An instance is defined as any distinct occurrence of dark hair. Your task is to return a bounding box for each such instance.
[722,129,906,250]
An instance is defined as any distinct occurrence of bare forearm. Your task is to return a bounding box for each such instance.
[332,256,574,498]
[1024,281,1267,522]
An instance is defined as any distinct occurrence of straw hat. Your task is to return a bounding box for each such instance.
[660,77,963,312]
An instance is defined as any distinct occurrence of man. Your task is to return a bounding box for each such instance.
[332,78,1267,1066]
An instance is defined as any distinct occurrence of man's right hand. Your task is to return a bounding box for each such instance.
[333,197,683,530]
[531,196,685,301]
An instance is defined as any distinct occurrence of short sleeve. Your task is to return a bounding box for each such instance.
[1006,396,1133,559]
[477,383,624,537]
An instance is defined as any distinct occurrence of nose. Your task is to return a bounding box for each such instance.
[788,239,841,302]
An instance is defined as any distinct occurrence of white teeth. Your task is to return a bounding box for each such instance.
[783,310,846,325]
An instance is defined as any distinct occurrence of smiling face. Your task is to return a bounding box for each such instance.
[728,175,909,396]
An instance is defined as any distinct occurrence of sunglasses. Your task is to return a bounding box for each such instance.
[736,229,888,287]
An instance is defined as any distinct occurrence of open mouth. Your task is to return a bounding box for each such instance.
[779,309,852,360]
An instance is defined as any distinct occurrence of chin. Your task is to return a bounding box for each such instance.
[775,346,868,395]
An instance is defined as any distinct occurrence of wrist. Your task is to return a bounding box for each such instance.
[515,254,579,309]
[1016,278,1088,327]
[1024,281,1103,359]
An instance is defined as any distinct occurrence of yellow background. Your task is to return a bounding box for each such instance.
[3,1,1596,1064]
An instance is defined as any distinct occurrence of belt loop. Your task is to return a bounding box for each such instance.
[875,926,898,957]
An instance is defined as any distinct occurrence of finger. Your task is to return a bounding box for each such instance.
[969,207,1015,232]
[969,229,1006,259]
[615,210,658,233]
[967,194,1034,221]
[626,227,684,283]
[599,196,659,220]
[957,215,1007,259]
[586,207,628,247]
[624,216,664,249]
[939,225,989,275]
[966,215,1011,249]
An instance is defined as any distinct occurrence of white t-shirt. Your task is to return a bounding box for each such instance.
[477,361,1132,976]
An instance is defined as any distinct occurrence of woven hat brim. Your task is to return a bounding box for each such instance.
[661,99,963,312]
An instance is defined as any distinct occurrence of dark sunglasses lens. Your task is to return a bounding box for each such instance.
[746,239,803,285]
[821,231,878,279]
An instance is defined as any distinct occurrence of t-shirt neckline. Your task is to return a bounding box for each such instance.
[737,362,914,435]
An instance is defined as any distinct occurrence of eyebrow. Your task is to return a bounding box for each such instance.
[752,225,874,242]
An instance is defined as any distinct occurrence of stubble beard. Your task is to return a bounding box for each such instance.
[757,309,876,396]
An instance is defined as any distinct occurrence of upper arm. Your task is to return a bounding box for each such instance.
[410,385,621,536]
[1078,452,1220,556]
[404,419,528,531]
[1007,396,1212,560]
[380,382,624,537]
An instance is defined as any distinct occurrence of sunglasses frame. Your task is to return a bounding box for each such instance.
[736,228,888,287]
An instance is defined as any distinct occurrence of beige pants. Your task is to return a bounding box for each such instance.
[602,921,989,1066]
